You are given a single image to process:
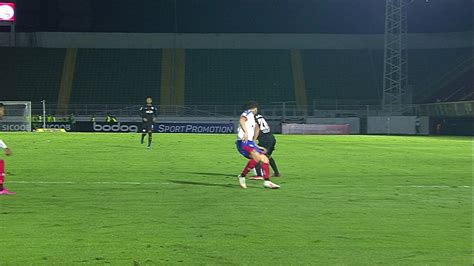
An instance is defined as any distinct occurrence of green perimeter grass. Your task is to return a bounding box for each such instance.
[0,133,472,265]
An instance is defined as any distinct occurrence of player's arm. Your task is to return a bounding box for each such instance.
[153,106,158,122]
[139,107,148,122]
[254,122,260,141]
[239,116,249,142]
[0,140,12,156]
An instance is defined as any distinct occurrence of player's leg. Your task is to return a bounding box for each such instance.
[252,138,270,179]
[246,151,279,187]
[243,149,270,178]
[240,151,260,178]
[142,122,154,149]
[141,127,146,144]
[258,153,271,180]
[236,141,258,188]
[267,139,280,177]
[252,143,268,179]
[0,160,15,195]
[147,123,154,148]
[268,157,280,176]
[236,141,257,177]
[253,163,264,179]
[236,141,279,189]
[268,158,280,176]
[255,152,280,189]
[147,131,152,148]
[0,159,4,191]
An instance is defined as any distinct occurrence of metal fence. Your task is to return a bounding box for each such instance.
[32,102,387,118]
[31,101,473,120]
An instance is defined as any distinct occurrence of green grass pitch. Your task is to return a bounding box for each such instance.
[0,133,472,265]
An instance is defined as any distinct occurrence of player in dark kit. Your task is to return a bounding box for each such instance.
[139,97,158,149]
[253,113,281,178]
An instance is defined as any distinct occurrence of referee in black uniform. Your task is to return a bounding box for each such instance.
[139,97,158,149]
[254,113,281,177]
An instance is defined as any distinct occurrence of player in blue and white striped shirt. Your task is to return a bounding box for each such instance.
[235,101,280,189]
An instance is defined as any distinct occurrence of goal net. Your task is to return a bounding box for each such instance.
[0,101,32,132]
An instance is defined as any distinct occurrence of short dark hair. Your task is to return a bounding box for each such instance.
[0,103,4,108]
[243,100,259,110]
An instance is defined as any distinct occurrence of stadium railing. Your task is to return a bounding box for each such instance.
[31,102,415,120]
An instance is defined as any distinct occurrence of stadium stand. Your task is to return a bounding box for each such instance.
[0,48,64,102]
[429,69,473,103]
[303,49,383,104]
[70,49,162,104]
[410,48,472,103]
[1,47,471,108]
[184,49,294,105]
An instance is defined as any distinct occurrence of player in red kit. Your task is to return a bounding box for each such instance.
[0,103,15,195]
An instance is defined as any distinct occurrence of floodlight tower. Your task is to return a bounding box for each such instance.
[381,0,415,114]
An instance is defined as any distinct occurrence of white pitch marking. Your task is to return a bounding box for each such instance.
[93,181,142,185]
[7,180,471,188]
[11,180,75,184]
[9,180,159,185]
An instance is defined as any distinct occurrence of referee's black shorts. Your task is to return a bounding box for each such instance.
[258,134,276,156]
[142,121,154,132]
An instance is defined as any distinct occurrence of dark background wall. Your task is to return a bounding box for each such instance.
[13,0,473,33]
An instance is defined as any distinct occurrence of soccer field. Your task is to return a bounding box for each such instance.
[1,133,471,264]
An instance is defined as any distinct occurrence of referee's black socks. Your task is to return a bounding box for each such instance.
[269,157,280,176]
[255,163,263,177]
[148,132,153,147]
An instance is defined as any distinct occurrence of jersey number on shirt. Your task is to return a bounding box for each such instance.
[258,118,271,134]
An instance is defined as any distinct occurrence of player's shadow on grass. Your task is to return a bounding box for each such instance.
[102,144,137,149]
[168,180,236,189]
[178,171,232,178]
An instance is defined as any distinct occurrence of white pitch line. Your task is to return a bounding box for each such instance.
[93,181,142,185]
[10,180,76,184]
[7,180,471,188]
[10,180,165,185]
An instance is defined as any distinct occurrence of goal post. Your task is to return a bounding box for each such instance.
[0,101,32,132]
